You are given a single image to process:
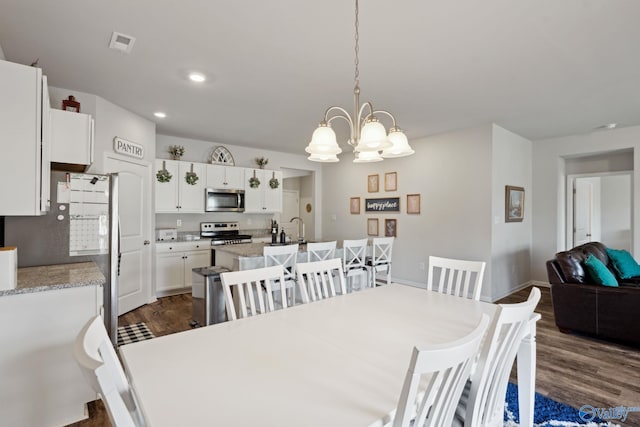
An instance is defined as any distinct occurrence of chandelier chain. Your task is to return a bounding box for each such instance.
[354,0,359,89]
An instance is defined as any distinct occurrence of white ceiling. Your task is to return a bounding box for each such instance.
[1,0,639,155]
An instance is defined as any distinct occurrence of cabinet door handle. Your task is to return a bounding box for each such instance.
[144,240,151,245]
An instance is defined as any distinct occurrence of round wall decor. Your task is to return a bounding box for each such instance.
[210,146,235,165]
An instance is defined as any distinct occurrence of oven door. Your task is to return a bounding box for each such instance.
[205,188,245,212]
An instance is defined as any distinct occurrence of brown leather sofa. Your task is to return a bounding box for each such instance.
[546,241,640,347]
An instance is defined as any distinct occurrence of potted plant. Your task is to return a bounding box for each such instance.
[169,145,185,160]
[255,157,269,169]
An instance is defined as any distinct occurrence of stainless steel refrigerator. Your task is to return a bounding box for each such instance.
[4,170,120,344]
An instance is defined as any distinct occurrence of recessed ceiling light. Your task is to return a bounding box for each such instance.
[189,72,206,83]
[595,123,618,130]
[154,112,167,118]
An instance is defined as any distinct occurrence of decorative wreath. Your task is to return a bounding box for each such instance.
[156,169,172,183]
[185,163,199,185]
[249,176,261,188]
[269,175,279,189]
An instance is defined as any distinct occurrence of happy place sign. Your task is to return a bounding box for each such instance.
[365,197,400,212]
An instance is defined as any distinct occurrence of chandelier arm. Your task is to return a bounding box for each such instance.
[371,109,399,128]
[356,101,375,128]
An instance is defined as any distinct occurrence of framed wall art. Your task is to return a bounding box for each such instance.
[350,197,360,214]
[385,218,397,237]
[367,218,379,236]
[384,172,397,191]
[365,197,400,212]
[368,174,379,193]
[407,194,421,214]
[505,185,525,222]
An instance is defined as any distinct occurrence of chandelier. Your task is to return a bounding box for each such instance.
[305,0,414,163]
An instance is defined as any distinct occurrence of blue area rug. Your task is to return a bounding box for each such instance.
[504,383,621,426]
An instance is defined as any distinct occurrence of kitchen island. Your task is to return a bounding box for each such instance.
[214,242,312,271]
[0,261,104,426]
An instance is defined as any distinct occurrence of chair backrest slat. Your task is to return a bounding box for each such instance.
[296,258,347,303]
[427,256,486,301]
[393,314,490,427]
[461,287,541,426]
[342,239,368,272]
[371,237,393,265]
[74,316,144,427]
[220,265,286,320]
[264,244,299,282]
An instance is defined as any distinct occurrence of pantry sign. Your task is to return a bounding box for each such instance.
[113,137,144,159]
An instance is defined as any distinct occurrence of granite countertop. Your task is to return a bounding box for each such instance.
[0,261,106,297]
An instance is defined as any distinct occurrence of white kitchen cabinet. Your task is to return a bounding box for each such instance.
[0,284,102,426]
[155,241,211,295]
[50,108,94,167]
[206,164,244,190]
[155,159,205,213]
[0,60,50,215]
[244,168,283,213]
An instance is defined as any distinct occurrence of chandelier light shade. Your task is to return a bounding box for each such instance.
[305,0,414,163]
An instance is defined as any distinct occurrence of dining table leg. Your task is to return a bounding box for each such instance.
[517,313,541,427]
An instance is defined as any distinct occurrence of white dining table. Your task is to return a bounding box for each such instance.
[119,284,538,426]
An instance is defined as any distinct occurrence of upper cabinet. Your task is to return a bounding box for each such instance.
[244,168,283,213]
[50,109,94,170]
[155,159,205,213]
[0,60,50,215]
[206,164,244,190]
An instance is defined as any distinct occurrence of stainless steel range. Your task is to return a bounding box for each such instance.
[200,221,253,246]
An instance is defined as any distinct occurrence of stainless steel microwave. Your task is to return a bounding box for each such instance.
[205,188,245,212]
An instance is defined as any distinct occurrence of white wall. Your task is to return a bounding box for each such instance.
[532,125,640,282]
[0,43,5,60]
[155,135,322,237]
[321,125,494,290]
[601,174,632,250]
[491,125,533,300]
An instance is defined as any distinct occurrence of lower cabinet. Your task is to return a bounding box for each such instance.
[156,242,211,295]
[0,284,102,426]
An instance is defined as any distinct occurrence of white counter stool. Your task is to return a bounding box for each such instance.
[306,241,337,262]
[263,244,299,307]
[365,237,394,288]
[342,239,369,292]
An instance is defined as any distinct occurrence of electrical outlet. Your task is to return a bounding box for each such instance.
[331,214,337,221]
[176,219,182,227]
[419,262,425,271]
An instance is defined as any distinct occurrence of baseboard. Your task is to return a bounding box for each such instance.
[491,280,549,302]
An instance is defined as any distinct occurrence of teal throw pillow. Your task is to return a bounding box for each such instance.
[605,248,640,279]
[583,254,618,287]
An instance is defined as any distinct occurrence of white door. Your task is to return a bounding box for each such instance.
[574,177,601,246]
[105,155,153,314]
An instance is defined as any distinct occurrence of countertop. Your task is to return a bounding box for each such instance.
[213,242,307,258]
[0,261,106,297]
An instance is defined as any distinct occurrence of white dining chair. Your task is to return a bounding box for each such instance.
[392,314,490,427]
[263,243,299,306]
[342,238,369,292]
[427,256,486,301]
[296,258,347,303]
[74,315,145,427]
[365,237,394,287]
[220,265,286,320]
[306,241,337,262]
[454,287,541,427]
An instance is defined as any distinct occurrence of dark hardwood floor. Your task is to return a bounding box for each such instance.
[68,286,640,426]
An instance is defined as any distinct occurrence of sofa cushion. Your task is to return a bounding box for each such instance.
[606,248,640,279]
[584,254,618,287]
[554,250,587,284]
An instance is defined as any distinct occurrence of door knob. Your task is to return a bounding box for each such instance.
[144,240,151,245]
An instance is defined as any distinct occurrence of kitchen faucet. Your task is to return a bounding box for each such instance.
[290,217,305,242]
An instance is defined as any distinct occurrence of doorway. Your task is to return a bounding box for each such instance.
[567,172,632,250]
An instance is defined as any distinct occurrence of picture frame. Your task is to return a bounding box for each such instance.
[407,194,421,214]
[368,174,379,193]
[350,197,360,214]
[505,185,525,222]
[367,218,379,236]
[385,218,397,237]
[384,172,397,192]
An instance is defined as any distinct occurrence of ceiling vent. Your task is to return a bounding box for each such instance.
[109,32,136,53]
